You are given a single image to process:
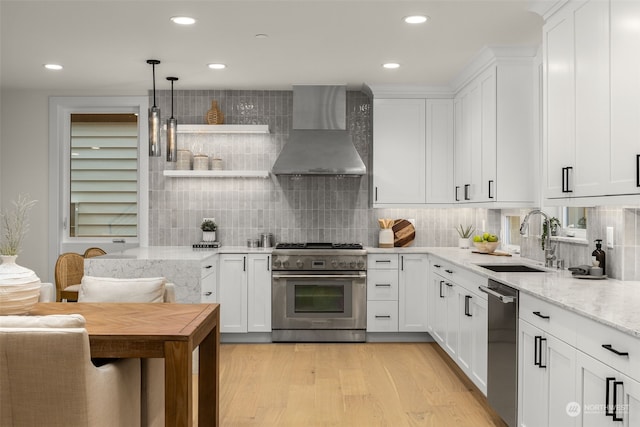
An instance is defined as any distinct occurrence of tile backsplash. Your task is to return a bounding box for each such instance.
[148,89,638,280]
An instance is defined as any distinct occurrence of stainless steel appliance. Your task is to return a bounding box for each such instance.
[479,279,519,427]
[271,242,367,342]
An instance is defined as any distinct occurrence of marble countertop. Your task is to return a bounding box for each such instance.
[94,245,273,261]
[368,246,640,338]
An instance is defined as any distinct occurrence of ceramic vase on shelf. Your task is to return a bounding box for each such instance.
[0,255,42,314]
[205,101,224,125]
[458,238,470,249]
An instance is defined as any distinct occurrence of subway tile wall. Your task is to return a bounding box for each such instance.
[148,89,493,249]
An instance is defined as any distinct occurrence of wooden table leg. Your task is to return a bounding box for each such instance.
[165,340,193,427]
[198,310,220,426]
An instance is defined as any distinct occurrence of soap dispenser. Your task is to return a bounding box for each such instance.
[592,239,606,275]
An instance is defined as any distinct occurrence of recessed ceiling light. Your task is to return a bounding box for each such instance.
[170,16,196,25]
[207,63,226,70]
[403,15,429,24]
[383,63,400,69]
[44,64,63,70]
[255,34,269,39]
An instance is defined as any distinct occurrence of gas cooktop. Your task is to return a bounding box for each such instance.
[275,242,363,250]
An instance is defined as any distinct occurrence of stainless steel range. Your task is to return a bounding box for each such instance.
[271,242,367,342]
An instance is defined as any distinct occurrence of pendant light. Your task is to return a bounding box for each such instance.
[166,76,179,162]
[146,59,161,157]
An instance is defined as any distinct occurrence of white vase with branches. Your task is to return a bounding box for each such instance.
[0,194,40,285]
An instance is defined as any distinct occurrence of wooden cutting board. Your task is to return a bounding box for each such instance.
[471,250,512,257]
[393,219,415,247]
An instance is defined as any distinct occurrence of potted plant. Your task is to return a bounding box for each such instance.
[541,217,561,250]
[455,224,475,249]
[200,219,217,242]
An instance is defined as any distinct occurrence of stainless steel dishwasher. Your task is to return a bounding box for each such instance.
[479,279,519,427]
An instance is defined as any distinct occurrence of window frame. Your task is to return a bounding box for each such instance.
[48,97,148,269]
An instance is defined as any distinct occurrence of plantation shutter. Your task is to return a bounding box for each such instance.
[69,117,138,238]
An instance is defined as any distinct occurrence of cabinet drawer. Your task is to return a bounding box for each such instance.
[368,254,399,270]
[575,316,640,381]
[201,261,216,279]
[367,300,398,332]
[367,270,399,301]
[520,293,578,346]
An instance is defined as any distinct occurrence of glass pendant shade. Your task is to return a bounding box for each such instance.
[166,117,177,162]
[166,76,179,162]
[148,106,161,156]
[146,59,161,157]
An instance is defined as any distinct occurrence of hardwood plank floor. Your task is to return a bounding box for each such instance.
[197,342,507,427]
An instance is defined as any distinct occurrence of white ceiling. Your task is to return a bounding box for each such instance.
[0,0,543,92]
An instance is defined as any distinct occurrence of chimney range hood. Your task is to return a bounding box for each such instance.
[271,85,366,176]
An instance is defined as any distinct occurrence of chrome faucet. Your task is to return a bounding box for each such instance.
[520,209,556,268]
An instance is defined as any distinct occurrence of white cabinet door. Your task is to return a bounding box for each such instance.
[443,281,460,358]
[573,0,611,197]
[544,8,576,199]
[398,254,429,332]
[218,254,248,333]
[454,84,478,202]
[610,0,640,196]
[367,300,398,332]
[425,99,455,203]
[519,320,577,427]
[247,254,271,332]
[429,273,447,345]
[474,66,497,203]
[458,290,488,395]
[372,98,426,205]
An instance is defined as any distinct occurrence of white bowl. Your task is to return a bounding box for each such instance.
[473,241,500,253]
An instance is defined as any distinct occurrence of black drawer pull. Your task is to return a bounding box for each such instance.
[464,184,470,200]
[605,377,615,417]
[602,344,629,357]
[204,291,212,296]
[464,295,472,317]
[375,315,391,319]
[203,265,213,269]
[433,264,441,268]
[636,154,639,187]
[455,186,460,202]
[445,269,453,274]
[375,283,392,287]
[445,282,453,287]
[439,281,444,298]
[488,180,494,199]
[533,311,550,319]
[376,260,391,263]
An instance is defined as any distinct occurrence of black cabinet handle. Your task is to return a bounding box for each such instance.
[464,184,471,200]
[534,336,542,367]
[204,265,213,269]
[539,337,547,368]
[562,167,574,193]
[433,264,441,268]
[375,315,392,319]
[445,282,453,287]
[636,154,639,187]
[602,344,629,357]
[267,256,270,271]
[376,260,391,263]
[455,186,460,202]
[533,311,550,319]
[445,269,453,274]
[605,377,615,417]
[401,256,404,271]
[439,280,444,298]
[488,180,494,199]
[375,186,378,201]
[375,283,392,287]
[613,380,624,422]
[243,256,246,272]
[204,291,212,296]
[464,295,472,317]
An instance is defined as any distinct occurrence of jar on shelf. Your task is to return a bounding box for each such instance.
[211,158,223,170]
[176,149,192,170]
[193,155,209,170]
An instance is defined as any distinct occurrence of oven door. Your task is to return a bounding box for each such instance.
[272,272,366,330]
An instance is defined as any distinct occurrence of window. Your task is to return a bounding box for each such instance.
[48,97,148,266]
[562,207,587,239]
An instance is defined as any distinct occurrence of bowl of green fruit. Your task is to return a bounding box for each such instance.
[472,233,500,253]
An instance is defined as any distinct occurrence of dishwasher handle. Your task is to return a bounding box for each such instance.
[478,285,517,304]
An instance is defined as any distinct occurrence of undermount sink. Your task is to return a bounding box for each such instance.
[477,264,547,273]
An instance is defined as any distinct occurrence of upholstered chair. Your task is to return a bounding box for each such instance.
[0,314,141,427]
[77,276,175,427]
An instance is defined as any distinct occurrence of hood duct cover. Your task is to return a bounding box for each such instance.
[271,85,366,176]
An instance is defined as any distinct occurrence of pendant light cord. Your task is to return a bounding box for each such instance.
[167,76,178,119]
[146,59,161,108]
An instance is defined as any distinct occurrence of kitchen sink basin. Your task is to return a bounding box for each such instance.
[477,264,547,273]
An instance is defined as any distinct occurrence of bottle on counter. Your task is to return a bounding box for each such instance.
[592,239,606,275]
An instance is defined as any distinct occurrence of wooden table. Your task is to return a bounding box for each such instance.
[31,302,220,427]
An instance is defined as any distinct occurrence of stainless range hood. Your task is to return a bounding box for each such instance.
[271,85,366,176]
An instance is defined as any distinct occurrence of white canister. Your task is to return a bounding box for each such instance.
[211,158,223,170]
[193,155,209,171]
[379,229,394,248]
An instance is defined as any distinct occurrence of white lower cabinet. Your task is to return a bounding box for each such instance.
[457,290,488,394]
[366,253,428,333]
[200,257,217,302]
[219,253,271,333]
[518,319,577,427]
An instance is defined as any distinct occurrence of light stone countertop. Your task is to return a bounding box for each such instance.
[368,246,640,338]
[94,245,273,261]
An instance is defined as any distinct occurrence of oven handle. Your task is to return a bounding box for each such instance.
[478,285,516,303]
[272,273,366,279]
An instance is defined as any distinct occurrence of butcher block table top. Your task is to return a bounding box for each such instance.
[30,302,220,427]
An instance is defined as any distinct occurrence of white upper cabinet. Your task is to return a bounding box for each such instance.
[426,99,455,204]
[454,57,536,206]
[372,98,427,205]
[543,0,640,202]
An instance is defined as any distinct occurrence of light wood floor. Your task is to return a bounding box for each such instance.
[197,342,507,427]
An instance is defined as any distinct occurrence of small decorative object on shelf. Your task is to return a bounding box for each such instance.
[455,224,475,249]
[176,149,192,170]
[193,155,209,171]
[206,100,224,125]
[201,219,217,242]
[211,158,223,170]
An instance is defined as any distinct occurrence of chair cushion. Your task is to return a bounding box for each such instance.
[79,276,166,303]
[0,314,86,328]
[63,284,81,291]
